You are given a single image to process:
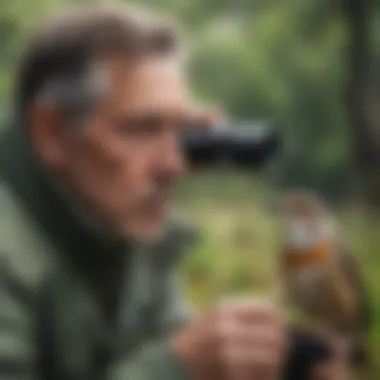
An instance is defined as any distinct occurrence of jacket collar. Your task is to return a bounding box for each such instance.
[0,118,199,272]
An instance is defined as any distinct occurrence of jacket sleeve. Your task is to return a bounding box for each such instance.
[0,258,37,380]
[110,270,195,380]
[1,255,194,380]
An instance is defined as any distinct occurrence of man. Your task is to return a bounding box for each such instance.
[0,4,349,380]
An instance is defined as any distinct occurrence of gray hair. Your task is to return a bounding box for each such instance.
[34,62,109,125]
[16,3,185,123]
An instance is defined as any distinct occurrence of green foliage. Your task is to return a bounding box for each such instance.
[0,1,379,377]
[0,0,61,109]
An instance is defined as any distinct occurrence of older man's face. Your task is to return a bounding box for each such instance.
[56,55,190,242]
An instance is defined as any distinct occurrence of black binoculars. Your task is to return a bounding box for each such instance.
[181,121,279,169]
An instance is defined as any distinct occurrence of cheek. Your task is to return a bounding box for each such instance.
[101,143,156,203]
[67,134,154,207]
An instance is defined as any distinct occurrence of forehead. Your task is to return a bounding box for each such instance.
[102,55,189,114]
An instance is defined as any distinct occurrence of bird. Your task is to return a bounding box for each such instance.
[276,189,372,367]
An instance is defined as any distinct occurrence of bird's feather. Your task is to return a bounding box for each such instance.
[334,243,372,334]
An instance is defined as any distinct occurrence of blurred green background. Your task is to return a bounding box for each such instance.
[0,0,379,377]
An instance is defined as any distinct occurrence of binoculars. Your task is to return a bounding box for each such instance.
[181,121,279,169]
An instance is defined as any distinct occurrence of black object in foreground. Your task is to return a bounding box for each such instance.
[182,121,279,169]
[284,329,331,380]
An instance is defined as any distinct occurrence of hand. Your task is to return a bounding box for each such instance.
[311,336,350,380]
[185,107,225,131]
[171,299,286,380]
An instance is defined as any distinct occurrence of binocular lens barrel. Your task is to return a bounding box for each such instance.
[182,122,279,168]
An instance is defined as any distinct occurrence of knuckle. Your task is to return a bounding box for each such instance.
[213,312,234,344]
[254,303,282,321]
[260,326,284,345]
[251,350,279,368]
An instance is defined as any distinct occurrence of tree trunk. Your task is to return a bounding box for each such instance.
[343,0,380,213]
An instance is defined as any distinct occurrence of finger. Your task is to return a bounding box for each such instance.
[222,346,280,364]
[185,107,225,130]
[221,346,282,380]
[215,318,285,359]
[203,108,225,125]
[218,299,283,325]
[217,320,284,350]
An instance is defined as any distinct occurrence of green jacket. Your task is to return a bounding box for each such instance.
[0,121,198,380]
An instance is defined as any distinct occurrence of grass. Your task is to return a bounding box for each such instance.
[174,172,380,378]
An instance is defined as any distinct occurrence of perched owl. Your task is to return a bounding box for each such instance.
[278,189,371,366]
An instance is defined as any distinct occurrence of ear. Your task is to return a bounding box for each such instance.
[27,102,68,167]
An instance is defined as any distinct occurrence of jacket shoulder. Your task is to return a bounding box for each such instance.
[0,180,55,292]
